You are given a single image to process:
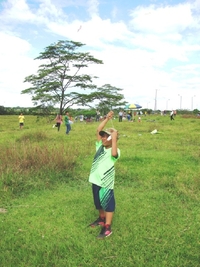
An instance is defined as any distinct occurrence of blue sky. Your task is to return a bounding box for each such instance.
[0,0,200,110]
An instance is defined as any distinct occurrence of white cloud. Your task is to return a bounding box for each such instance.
[1,0,35,22]
[0,32,39,107]
[129,3,194,34]
[86,0,99,17]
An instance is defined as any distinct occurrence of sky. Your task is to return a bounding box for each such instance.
[0,0,200,111]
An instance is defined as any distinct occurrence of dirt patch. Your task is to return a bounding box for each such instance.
[0,208,7,213]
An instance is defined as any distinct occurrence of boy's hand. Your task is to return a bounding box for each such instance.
[107,111,114,119]
[111,130,118,139]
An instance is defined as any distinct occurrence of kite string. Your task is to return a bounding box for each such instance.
[110,116,115,128]
[95,92,115,129]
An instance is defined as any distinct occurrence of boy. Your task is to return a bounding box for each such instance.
[64,111,71,134]
[88,111,120,239]
[18,113,25,129]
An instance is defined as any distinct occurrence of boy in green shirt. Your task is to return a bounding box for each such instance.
[89,111,120,239]
[64,111,71,134]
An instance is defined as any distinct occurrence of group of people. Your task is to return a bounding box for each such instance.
[53,112,72,134]
[18,112,72,134]
[118,110,142,122]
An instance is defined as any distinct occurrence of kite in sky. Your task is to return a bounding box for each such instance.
[77,25,82,32]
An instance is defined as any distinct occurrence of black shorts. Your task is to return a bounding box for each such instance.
[92,184,115,212]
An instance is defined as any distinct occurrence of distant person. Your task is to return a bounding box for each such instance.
[54,114,62,132]
[174,110,177,117]
[80,114,84,122]
[64,111,71,134]
[170,110,174,120]
[118,110,123,122]
[69,115,73,123]
[88,110,120,239]
[18,113,25,129]
[127,113,131,121]
[127,111,132,121]
[96,110,100,122]
[132,112,135,121]
[69,115,74,129]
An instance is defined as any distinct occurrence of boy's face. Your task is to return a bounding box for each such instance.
[101,133,112,148]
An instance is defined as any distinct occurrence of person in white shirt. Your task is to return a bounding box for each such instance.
[170,110,174,120]
[118,110,123,122]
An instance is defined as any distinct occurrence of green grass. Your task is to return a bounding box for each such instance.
[0,114,200,266]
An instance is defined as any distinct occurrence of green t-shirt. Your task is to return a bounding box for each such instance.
[64,115,69,125]
[89,141,120,189]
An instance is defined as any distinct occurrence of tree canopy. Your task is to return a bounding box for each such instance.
[75,84,127,114]
[22,40,104,114]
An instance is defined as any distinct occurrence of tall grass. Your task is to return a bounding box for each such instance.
[0,114,200,266]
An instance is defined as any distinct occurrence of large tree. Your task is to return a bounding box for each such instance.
[22,40,103,114]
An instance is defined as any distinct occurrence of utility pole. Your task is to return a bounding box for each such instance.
[154,89,158,111]
[166,99,170,110]
[178,94,182,109]
[191,95,195,111]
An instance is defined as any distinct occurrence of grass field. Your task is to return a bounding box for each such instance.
[0,113,200,267]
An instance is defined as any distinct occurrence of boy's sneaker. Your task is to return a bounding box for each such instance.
[97,225,112,239]
[89,217,105,227]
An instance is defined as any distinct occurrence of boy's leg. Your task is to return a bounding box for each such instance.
[105,211,113,225]
[99,209,105,218]
[66,125,69,134]
[97,189,115,239]
[89,184,105,227]
[97,211,113,239]
[66,123,71,134]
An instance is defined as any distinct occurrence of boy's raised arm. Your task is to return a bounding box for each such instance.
[96,111,114,141]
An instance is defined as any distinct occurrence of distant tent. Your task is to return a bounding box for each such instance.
[124,103,142,109]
